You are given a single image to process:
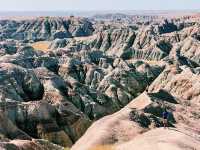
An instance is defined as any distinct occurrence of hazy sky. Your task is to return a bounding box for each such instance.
[0,0,200,11]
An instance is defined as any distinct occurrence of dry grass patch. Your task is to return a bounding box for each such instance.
[89,145,115,150]
[31,41,51,52]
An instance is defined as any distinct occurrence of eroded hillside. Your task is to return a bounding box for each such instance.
[0,16,200,149]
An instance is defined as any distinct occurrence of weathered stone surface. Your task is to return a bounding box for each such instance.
[0,15,200,150]
[72,58,200,150]
[0,63,44,101]
[0,17,94,41]
[0,139,64,150]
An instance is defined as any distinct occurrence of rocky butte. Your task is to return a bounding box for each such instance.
[0,13,199,150]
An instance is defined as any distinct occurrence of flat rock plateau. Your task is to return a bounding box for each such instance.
[0,13,200,150]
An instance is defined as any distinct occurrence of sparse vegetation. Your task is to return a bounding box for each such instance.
[64,145,115,150]
[89,145,115,150]
[31,41,51,51]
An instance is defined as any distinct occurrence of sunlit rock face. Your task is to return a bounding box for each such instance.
[0,14,200,149]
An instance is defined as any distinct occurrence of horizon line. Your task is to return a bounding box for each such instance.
[0,9,200,12]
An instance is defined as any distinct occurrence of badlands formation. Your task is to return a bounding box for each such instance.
[0,14,200,149]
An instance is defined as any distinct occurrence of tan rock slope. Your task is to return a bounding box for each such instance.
[117,128,200,150]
